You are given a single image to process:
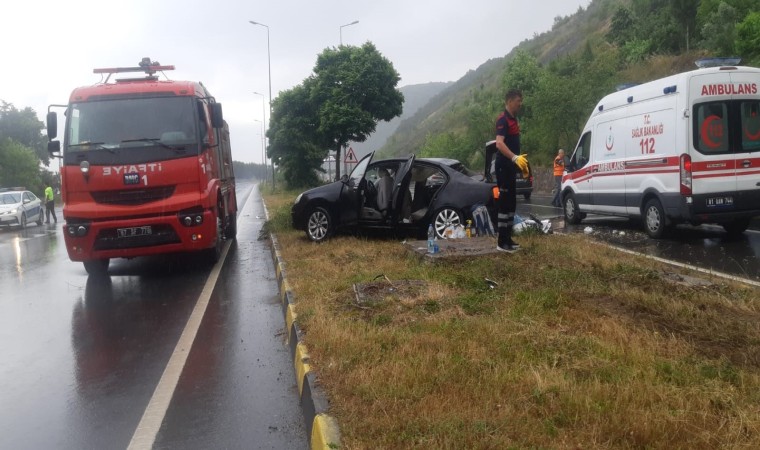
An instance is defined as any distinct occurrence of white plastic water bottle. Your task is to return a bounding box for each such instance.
[427,224,435,253]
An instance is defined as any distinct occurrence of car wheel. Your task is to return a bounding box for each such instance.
[83,259,110,276]
[643,198,668,239]
[306,206,332,242]
[563,193,582,225]
[19,213,27,229]
[722,218,750,236]
[523,193,531,201]
[37,210,44,226]
[433,207,462,238]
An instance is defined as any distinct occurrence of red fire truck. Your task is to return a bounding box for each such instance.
[47,58,237,275]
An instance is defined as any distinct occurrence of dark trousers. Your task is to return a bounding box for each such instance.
[495,157,517,247]
[45,200,57,223]
[551,175,562,206]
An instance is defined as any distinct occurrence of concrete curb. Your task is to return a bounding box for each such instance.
[262,199,341,450]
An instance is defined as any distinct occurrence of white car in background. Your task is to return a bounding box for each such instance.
[0,188,44,229]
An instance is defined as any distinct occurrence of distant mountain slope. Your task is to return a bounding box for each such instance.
[348,81,452,158]
[378,0,626,158]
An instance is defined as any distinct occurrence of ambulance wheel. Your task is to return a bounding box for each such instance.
[644,198,668,239]
[563,193,583,225]
[83,259,110,276]
[722,218,750,236]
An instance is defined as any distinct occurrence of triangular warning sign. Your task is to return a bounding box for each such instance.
[344,146,358,163]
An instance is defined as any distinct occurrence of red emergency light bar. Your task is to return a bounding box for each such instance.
[92,58,175,83]
[93,65,175,75]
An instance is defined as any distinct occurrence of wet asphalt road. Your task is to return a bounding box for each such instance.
[520,194,760,282]
[0,181,307,450]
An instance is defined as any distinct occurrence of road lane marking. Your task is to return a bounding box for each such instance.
[127,241,231,450]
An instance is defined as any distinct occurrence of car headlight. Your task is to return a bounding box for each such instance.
[294,193,303,205]
[9,209,17,214]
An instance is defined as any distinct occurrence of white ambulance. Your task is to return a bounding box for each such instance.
[561,59,760,238]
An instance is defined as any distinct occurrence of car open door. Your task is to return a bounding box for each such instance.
[389,154,415,223]
[338,151,374,226]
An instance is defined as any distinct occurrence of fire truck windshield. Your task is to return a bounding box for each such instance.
[66,97,199,154]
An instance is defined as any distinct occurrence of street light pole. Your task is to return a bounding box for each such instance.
[253,91,267,184]
[339,20,359,46]
[249,20,274,189]
[253,119,265,181]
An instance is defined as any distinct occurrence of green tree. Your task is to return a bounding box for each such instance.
[310,43,404,180]
[0,101,48,166]
[669,0,700,51]
[701,2,740,55]
[0,138,44,193]
[607,6,636,46]
[267,83,326,189]
[736,12,760,65]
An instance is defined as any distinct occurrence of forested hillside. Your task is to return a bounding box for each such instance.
[379,0,760,167]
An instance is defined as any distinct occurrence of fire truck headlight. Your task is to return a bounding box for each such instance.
[67,224,89,237]
[183,216,193,226]
[195,215,203,224]
[80,161,90,174]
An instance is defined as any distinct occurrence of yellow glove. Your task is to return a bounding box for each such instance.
[512,153,530,178]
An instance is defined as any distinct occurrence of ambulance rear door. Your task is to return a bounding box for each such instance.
[730,70,760,211]
[689,73,737,213]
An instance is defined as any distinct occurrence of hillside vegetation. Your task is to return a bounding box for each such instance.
[378,0,760,168]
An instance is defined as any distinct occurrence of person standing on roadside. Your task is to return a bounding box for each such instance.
[551,148,565,207]
[44,184,57,224]
[494,89,529,253]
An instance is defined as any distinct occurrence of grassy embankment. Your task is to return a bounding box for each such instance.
[264,189,760,449]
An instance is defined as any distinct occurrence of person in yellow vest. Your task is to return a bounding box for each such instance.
[44,184,57,224]
[551,149,565,207]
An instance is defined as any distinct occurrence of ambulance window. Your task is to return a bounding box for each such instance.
[571,132,591,170]
[740,101,760,151]
[694,102,729,154]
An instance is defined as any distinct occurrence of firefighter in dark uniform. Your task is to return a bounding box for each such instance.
[494,89,529,252]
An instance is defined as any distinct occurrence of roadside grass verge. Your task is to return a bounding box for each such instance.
[264,190,760,449]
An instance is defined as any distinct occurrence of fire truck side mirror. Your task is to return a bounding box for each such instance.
[47,111,58,140]
[210,103,224,129]
[48,140,61,157]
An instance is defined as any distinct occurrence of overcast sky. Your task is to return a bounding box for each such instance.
[1,0,590,165]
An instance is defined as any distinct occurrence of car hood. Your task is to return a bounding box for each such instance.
[300,180,344,200]
[0,203,22,212]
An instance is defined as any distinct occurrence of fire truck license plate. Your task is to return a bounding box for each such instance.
[706,196,733,207]
[117,226,152,238]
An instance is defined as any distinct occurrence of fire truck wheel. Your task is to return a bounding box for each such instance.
[83,259,110,276]
[225,212,237,240]
[644,198,668,239]
[207,207,224,263]
[563,193,583,225]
